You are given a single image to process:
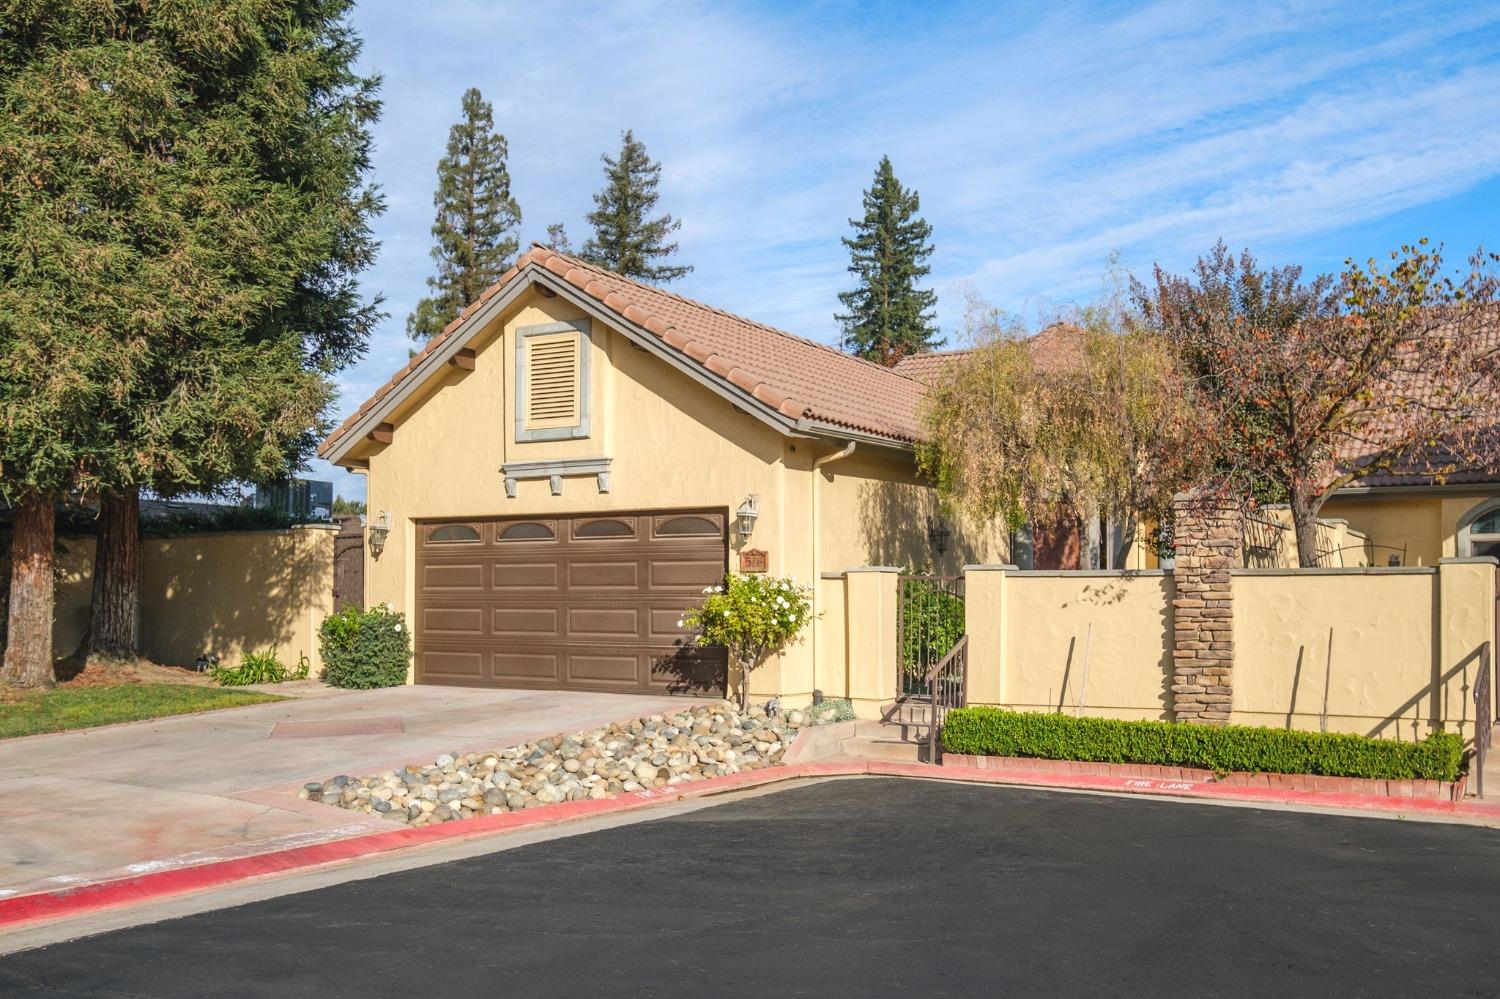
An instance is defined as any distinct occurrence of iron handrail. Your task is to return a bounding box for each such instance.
[1475,641,1492,799]
[924,635,969,764]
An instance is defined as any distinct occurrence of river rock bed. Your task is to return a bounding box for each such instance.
[300,700,807,827]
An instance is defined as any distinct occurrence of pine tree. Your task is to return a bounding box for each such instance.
[545,223,573,254]
[581,130,691,282]
[0,1,383,683]
[836,156,941,365]
[408,88,521,341]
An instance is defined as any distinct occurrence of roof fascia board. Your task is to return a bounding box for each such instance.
[1333,481,1500,498]
[797,418,914,454]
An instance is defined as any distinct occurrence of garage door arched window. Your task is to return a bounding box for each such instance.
[1459,500,1500,559]
[427,524,481,543]
[576,519,634,539]
[498,522,554,542]
[657,515,721,538]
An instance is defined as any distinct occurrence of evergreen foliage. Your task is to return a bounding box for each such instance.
[0,0,383,683]
[581,130,691,282]
[836,157,941,365]
[545,222,573,254]
[408,87,521,340]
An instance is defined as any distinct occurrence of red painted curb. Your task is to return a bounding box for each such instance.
[4,756,1498,932]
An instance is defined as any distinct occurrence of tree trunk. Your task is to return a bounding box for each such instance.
[88,487,141,657]
[0,499,56,689]
[1288,485,1322,568]
[1114,514,1139,571]
[0,527,11,651]
[1081,505,1103,570]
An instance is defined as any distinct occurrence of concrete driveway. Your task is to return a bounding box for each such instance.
[0,686,680,898]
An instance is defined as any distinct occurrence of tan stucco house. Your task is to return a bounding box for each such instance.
[320,245,1005,702]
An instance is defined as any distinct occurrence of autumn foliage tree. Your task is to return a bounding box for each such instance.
[918,292,1211,568]
[1134,241,1500,566]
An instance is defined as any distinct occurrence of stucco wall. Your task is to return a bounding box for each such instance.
[352,288,999,704]
[954,561,1494,740]
[51,525,336,672]
[963,568,1175,721]
[1233,563,1492,739]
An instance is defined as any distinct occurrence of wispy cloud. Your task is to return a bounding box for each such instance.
[313,0,1500,499]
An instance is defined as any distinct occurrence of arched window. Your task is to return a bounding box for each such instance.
[428,524,480,543]
[1459,500,1500,559]
[657,515,721,537]
[498,522,554,542]
[576,519,633,539]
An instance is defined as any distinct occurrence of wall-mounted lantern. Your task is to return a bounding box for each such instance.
[368,510,392,559]
[735,494,760,541]
[927,516,952,557]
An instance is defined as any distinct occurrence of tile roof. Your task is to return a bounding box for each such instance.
[320,246,926,458]
[891,323,1088,386]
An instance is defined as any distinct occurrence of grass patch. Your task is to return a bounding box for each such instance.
[0,684,286,739]
[941,707,1465,782]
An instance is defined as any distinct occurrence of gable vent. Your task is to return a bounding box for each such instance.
[526,332,581,429]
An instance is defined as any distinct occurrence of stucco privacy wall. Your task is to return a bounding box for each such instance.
[50,526,336,673]
[355,288,1001,702]
[1234,562,1494,740]
[934,561,1496,738]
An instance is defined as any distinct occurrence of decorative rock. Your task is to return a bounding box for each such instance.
[305,700,795,827]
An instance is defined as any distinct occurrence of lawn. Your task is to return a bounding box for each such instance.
[0,684,286,739]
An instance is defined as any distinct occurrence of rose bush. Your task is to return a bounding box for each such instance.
[681,574,813,708]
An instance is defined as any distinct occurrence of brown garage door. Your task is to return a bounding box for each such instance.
[414,509,728,695]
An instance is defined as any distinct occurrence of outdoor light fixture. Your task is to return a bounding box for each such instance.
[368,510,392,558]
[736,494,760,540]
[927,516,952,556]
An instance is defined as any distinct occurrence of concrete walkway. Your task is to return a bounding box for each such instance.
[0,685,679,898]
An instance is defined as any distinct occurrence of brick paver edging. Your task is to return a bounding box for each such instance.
[942,754,1469,801]
[4,752,1499,932]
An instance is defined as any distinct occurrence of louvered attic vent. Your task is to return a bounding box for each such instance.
[525,331,581,429]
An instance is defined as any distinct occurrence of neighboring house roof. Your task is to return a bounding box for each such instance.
[891,349,973,384]
[320,246,926,460]
[892,322,1088,386]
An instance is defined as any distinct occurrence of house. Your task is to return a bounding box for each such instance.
[319,246,1006,701]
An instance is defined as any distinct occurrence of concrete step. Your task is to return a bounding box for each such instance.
[839,735,923,763]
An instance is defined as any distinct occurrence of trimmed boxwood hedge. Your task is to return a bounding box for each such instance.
[940,707,1465,782]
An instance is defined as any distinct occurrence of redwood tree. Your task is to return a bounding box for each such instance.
[0,1,383,678]
[1135,241,1500,565]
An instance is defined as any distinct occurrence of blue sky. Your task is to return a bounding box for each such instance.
[313,0,1500,502]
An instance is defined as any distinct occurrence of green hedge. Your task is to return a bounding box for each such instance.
[940,707,1465,782]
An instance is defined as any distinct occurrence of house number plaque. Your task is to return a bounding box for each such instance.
[738,549,769,573]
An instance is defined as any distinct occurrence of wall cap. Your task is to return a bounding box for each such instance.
[1438,556,1500,566]
[1233,566,1436,576]
[819,571,847,580]
[842,566,903,574]
[1005,569,1170,578]
[962,564,1019,572]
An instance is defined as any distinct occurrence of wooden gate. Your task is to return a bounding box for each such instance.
[333,516,365,612]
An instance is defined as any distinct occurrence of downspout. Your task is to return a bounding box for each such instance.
[810,442,857,699]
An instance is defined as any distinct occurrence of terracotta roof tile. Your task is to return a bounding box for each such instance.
[320,246,926,458]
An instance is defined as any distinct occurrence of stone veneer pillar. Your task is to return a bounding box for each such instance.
[1170,494,1243,724]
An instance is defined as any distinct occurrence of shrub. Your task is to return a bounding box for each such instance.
[319,604,413,689]
[210,649,310,686]
[940,707,1465,782]
[682,574,814,709]
[805,697,856,725]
